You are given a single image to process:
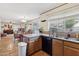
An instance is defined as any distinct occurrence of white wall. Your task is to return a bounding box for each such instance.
[40,4,79,31]
[0,19,1,32]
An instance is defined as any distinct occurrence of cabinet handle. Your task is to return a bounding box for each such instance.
[64,46,70,48]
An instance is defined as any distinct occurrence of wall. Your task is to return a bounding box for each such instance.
[0,19,1,32]
[40,4,79,31]
[25,18,40,32]
[0,20,26,33]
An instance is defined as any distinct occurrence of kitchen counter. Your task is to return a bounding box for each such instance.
[40,33,49,37]
[23,33,79,43]
[53,37,79,43]
[40,33,79,43]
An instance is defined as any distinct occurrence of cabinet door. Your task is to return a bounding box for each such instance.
[53,39,63,56]
[34,37,42,52]
[38,37,42,50]
[27,42,34,55]
[64,41,79,49]
[64,46,79,56]
[28,37,42,56]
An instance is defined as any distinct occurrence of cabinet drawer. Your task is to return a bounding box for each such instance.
[27,42,34,55]
[64,41,79,49]
[53,39,63,46]
[53,39,63,43]
[64,46,79,56]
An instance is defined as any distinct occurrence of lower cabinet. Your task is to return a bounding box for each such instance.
[64,46,79,56]
[27,36,79,56]
[27,41,35,55]
[64,41,79,56]
[27,37,42,55]
[52,39,63,56]
[52,39,79,56]
[34,37,42,52]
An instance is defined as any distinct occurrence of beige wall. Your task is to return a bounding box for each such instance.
[40,20,49,31]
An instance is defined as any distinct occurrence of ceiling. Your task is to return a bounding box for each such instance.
[0,3,63,22]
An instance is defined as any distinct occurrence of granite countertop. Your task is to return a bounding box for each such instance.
[23,33,79,43]
[53,37,79,43]
[40,33,49,37]
[40,33,79,43]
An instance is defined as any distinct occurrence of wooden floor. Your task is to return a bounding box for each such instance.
[32,50,49,56]
[0,36,49,56]
[0,36,18,56]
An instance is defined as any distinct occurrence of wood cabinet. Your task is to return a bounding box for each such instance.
[34,37,42,52]
[64,46,79,56]
[27,36,79,56]
[27,41,35,55]
[64,41,79,56]
[52,39,79,56]
[64,41,79,49]
[27,37,42,55]
[52,39,63,56]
